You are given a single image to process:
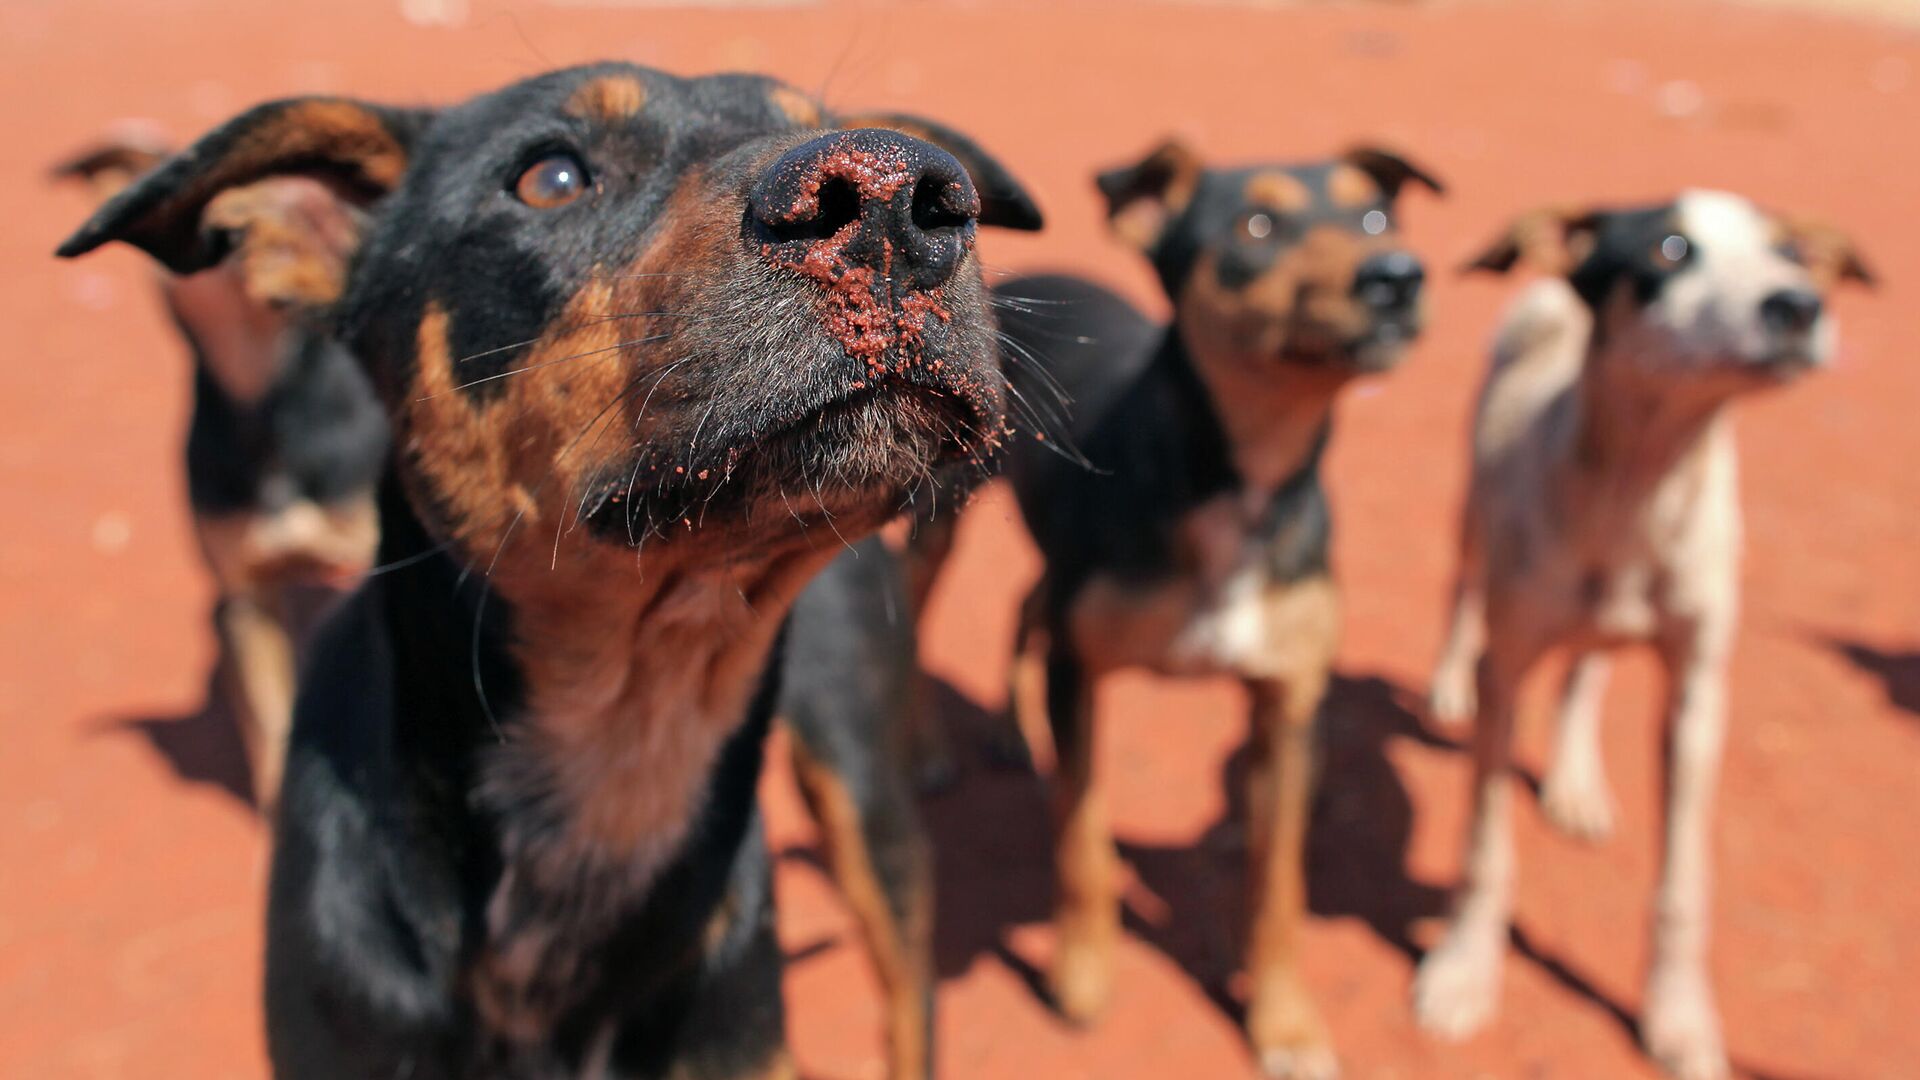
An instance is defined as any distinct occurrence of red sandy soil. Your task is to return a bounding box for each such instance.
[3,1,1917,1077]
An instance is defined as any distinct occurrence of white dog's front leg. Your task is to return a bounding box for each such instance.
[1643,623,1733,1080]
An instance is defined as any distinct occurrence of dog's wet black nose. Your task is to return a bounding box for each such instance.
[1353,251,1425,310]
[1760,288,1823,335]
[751,129,980,291]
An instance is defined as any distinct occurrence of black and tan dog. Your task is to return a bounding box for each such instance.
[56,131,388,821]
[60,63,1039,1079]
[988,141,1441,1078]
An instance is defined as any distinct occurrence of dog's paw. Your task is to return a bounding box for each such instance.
[1412,934,1503,1041]
[1643,968,1729,1080]
[1257,1044,1340,1080]
[1539,767,1616,843]
[1050,935,1112,1025]
[1427,671,1476,727]
[1248,979,1339,1080]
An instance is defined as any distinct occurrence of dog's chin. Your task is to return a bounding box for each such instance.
[1748,340,1827,382]
[1282,321,1418,374]
[585,384,987,556]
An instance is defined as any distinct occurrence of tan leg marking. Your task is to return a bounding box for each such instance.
[789,742,931,1080]
[1047,656,1115,1025]
[1242,577,1340,1080]
[213,589,296,822]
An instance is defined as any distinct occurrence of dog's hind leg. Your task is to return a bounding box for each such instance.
[1044,643,1116,1025]
[1642,620,1733,1080]
[789,732,934,1080]
[1540,651,1617,842]
[215,587,297,824]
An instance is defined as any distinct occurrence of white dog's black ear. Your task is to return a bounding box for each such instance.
[57,97,431,276]
[834,111,1043,231]
[1094,138,1204,254]
[1783,219,1877,289]
[1341,145,1445,200]
[1461,206,1603,275]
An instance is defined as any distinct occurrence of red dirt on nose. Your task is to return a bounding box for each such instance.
[785,142,914,220]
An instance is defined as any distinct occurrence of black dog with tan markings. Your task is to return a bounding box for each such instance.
[55,131,388,822]
[60,63,1038,1079]
[987,140,1441,1079]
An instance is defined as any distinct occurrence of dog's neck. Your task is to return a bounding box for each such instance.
[376,482,826,1042]
[1559,342,1737,537]
[378,483,822,872]
[1177,332,1346,508]
[485,542,823,881]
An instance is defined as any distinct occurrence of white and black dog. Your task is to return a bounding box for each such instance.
[1419,190,1873,1080]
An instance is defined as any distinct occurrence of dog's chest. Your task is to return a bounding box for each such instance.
[1069,492,1331,678]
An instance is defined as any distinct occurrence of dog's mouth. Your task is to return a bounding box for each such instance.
[580,375,988,546]
[1275,313,1422,373]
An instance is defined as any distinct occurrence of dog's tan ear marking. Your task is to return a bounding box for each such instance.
[56,97,430,276]
[1783,219,1877,289]
[1095,138,1203,253]
[201,178,367,307]
[833,111,1042,231]
[1461,206,1600,276]
[1340,145,1446,200]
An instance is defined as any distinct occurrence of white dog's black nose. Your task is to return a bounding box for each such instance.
[1760,288,1823,335]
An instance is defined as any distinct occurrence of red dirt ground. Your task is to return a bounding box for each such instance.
[3,1,1917,1077]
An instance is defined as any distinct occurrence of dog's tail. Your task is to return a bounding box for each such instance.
[50,123,173,202]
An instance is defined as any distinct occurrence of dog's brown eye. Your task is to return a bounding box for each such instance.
[1652,233,1691,269]
[515,154,588,209]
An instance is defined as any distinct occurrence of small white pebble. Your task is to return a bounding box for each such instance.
[92,512,132,554]
[1657,79,1706,119]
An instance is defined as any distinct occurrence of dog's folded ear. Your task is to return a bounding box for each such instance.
[51,126,173,201]
[1783,219,1877,289]
[834,111,1043,231]
[1341,145,1446,200]
[1095,138,1203,254]
[1461,206,1602,276]
[56,98,431,279]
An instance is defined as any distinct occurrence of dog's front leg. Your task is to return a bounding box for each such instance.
[1045,644,1116,1024]
[1414,628,1540,1041]
[1643,619,1734,1080]
[1243,672,1335,1080]
[214,587,297,824]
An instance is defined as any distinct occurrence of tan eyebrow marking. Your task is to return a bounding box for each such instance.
[565,76,647,121]
[1244,171,1311,213]
[768,86,823,128]
[1326,164,1381,208]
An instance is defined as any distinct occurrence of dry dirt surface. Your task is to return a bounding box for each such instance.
[3,1,1917,1077]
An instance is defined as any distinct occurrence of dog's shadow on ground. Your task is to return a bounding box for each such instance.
[913,671,1453,1010]
[908,671,1808,1080]
[1823,635,1920,719]
[92,666,258,810]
